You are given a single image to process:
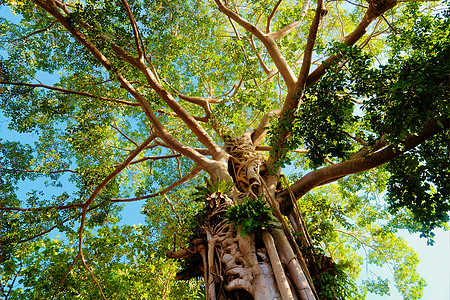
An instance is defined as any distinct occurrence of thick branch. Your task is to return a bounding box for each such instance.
[31,0,222,173]
[270,20,303,40]
[251,109,281,145]
[280,118,449,212]
[283,0,325,111]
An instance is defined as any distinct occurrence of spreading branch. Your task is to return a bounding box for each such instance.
[0,81,140,107]
[266,0,283,33]
[280,118,449,213]
[163,79,223,122]
[30,0,223,173]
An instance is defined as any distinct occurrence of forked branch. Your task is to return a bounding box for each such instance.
[214,0,296,87]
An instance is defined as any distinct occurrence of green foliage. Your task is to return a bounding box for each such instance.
[386,131,449,244]
[295,169,428,299]
[192,177,234,201]
[277,7,449,171]
[225,196,277,236]
[313,261,361,300]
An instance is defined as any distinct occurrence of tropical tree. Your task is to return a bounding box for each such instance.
[0,0,448,299]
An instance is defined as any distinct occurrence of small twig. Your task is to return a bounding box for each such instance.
[174,150,183,178]
[0,203,83,212]
[343,131,368,146]
[10,21,57,42]
[127,153,181,166]
[334,229,377,250]
[52,253,81,299]
[111,122,139,147]
[380,14,398,34]
[120,0,144,59]
[0,167,77,175]
[110,165,201,202]
[0,81,139,107]
[324,158,334,165]
[163,194,182,222]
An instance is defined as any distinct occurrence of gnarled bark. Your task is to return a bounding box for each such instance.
[167,133,318,300]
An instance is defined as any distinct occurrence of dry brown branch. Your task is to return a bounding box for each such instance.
[0,81,140,107]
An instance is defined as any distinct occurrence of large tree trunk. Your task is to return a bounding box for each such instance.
[167,132,317,300]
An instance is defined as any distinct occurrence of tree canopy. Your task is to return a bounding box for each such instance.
[0,0,448,299]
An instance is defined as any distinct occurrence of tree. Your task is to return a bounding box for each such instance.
[0,0,448,299]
